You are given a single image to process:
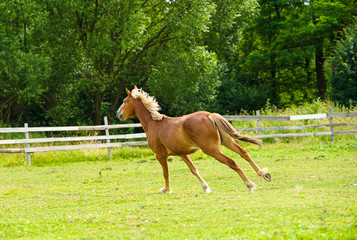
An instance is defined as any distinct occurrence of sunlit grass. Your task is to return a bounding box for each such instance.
[0,100,356,238]
[1,138,356,239]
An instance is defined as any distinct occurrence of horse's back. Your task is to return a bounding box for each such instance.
[182,111,212,130]
[182,111,221,150]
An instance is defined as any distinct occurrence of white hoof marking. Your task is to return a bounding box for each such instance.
[203,186,211,194]
[159,187,171,194]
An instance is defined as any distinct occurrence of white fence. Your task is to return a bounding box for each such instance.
[0,117,147,165]
[227,107,357,142]
[1,107,356,166]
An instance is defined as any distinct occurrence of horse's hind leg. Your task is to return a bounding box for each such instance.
[223,139,271,182]
[180,155,211,193]
[206,150,256,192]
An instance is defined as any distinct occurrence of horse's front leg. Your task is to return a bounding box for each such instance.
[180,155,211,193]
[156,154,171,193]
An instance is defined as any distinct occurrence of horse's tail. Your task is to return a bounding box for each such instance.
[208,113,261,146]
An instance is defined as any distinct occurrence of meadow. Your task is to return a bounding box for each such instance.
[1,101,357,239]
[1,136,356,239]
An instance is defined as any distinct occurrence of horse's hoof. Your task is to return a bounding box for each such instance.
[247,182,256,193]
[159,187,171,193]
[263,172,272,182]
[203,186,211,194]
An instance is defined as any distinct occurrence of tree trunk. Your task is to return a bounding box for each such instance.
[311,7,327,98]
[315,39,327,97]
[270,53,279,105]
[93,90,102,125]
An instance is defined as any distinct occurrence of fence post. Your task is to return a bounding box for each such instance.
[329,106,335,142]
[24,123,31,166]
[256,110,262,149]
[104,116,112,159]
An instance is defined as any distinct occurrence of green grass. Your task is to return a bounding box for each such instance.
[1,137,356,239]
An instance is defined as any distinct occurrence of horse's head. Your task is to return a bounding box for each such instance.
[117,86,137,121]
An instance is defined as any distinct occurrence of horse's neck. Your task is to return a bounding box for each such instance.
[133,100,154,132]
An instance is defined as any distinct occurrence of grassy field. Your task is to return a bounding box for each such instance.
[1,136,356,239]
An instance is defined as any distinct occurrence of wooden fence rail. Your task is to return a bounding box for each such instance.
[1,107,356,165]
[225,107,357,149]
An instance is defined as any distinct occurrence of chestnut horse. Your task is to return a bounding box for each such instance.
[117,86,271,193]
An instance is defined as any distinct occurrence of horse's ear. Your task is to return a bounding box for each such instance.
[134,85,138,89]
[126,88,131,96]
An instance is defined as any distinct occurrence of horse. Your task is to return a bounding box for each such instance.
[117,86,271,193]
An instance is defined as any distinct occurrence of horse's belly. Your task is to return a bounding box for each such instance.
[167,145,200,156]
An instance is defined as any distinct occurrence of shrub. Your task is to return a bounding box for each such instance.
[330,22,357,107]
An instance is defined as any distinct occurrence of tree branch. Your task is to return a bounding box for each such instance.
[130,26,177,68]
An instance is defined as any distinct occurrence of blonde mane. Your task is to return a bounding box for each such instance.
[131,88,166,121]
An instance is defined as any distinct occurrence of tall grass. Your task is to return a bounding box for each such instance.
[0,146,156,168]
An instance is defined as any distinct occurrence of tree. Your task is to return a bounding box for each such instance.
[330,22,357,106]
[272,0,357,98]
[1,0,222,125]
[230,0,357,111]
[148,45,219,116]
[43,0,222,124]
[147,1,220,116]
[307,0,356,97]
[203,0,267,113]
[0,1,51,124]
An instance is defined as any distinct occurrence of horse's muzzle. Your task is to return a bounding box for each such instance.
[117,110,125,121]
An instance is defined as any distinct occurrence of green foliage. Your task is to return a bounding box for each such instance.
[145,0,220,116]
[1,0,225,126]
[1,0,357,127]
[216,76,269,114]
[330,22,357,107]
[148,45,219,116]
[205,0,259,60]
[230,0,356,109]
[0,1,52,124]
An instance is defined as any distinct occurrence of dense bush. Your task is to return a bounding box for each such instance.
[330,22,357,107]
[216,78,269,114]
